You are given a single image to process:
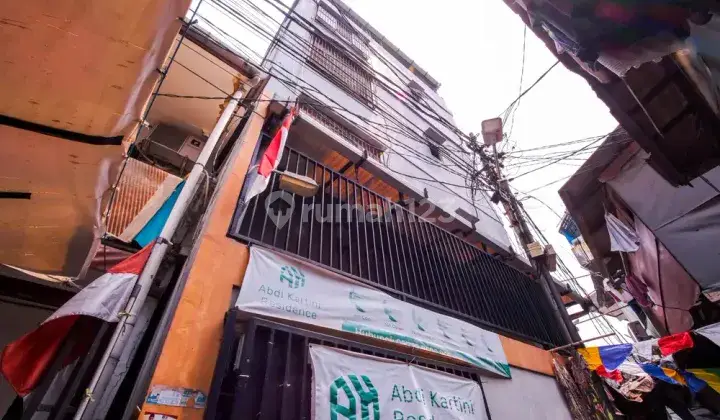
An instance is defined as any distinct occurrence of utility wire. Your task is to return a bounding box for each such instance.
[502,25,527,152]
[498,60,560,118]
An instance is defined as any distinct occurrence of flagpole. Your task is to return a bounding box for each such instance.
[73,84,252,420]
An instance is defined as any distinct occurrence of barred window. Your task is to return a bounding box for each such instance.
[316,5,370,57]
[309,35,374,105]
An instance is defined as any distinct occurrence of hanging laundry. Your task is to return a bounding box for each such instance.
[625,273,653,308]
[605,213,640,252]
[597,365,624,383]
[695,322,720,348]
[680,370,709,394]
[578,343,634,371]
[617,374,655,402]
[640,363,687,386]
[687,369,720,394]
[658,332,694,356]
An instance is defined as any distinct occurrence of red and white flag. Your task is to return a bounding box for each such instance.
[243,108,297,202]
[0,244,153,396]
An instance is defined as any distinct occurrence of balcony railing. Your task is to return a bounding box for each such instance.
[230,147,567,346]
[298,102,383,161]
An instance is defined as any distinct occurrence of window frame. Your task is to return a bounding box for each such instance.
[308,33,375,107]
[315,3,371,59]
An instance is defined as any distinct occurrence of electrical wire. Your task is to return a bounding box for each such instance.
[497,60,560,118]
[170,12,508,222]
[502,25,527,152]
[191,9,498,194]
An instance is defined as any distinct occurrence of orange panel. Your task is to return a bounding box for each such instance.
[139,102,268,420]
[0,0,190,136]
[500,335,555,376]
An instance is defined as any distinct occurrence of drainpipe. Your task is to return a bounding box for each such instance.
[73,85,247,420]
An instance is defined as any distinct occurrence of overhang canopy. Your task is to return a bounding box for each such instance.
[501,0,720,186]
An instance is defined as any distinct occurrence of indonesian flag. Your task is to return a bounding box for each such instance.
[244,108,297,202]
[0,244,153,396]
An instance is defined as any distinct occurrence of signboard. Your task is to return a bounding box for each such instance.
[309,345,487,420]
[235,247,510,377]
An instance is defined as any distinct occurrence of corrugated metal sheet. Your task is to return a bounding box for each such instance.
[105,158,171,238]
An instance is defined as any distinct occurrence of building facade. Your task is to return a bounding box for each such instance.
[0,1,584,418]
[137,1,577,418]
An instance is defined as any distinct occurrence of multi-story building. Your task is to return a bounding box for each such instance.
[130,1,580,419]
[1,1,588,418]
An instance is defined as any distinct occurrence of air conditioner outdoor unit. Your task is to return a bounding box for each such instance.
[143,123,207,172]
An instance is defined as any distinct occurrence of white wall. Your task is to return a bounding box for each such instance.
[0,302,53,414]
[263,0,512,251]
[482,368,573,420]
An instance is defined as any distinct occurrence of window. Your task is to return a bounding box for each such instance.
[428,141,442,160]
[316,4,370,57]
[309,35,374,105]
[409,85,425,102]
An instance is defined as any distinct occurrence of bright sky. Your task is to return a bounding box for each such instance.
[193,0,628,345]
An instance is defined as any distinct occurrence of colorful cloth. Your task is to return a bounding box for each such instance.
[133,180,185,247]
[597,365,624,383]
[687,369,720,394]
[640,363,686,387]
[617,375,655,402]
[680,370,708,394]
[658,332,694,356]
[578,344,633,371]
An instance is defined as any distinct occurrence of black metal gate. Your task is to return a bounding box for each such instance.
[230,146,566,347]
[204,311,494,419]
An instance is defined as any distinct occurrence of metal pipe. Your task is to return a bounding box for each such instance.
[73,86,247,420]
[548,333,617,353]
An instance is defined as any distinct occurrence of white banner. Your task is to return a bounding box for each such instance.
[310,345,487,420]
[235,247,510,377]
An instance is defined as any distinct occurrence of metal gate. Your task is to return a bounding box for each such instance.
[230,146,566,347]
[204,311,494,419]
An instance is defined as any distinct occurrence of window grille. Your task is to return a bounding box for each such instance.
[299,102,382,160]
[316,5,370,57]
[204,315,494,420]
[310,35,374,105]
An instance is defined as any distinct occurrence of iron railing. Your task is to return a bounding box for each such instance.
[298,102,383,160]
[230,147,566,346]
[204,313,493,420]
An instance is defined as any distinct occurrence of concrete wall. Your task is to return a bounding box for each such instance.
[263,0,511,251]
[483,367,573,420]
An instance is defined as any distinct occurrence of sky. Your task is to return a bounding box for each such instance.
[192,0,628,345]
